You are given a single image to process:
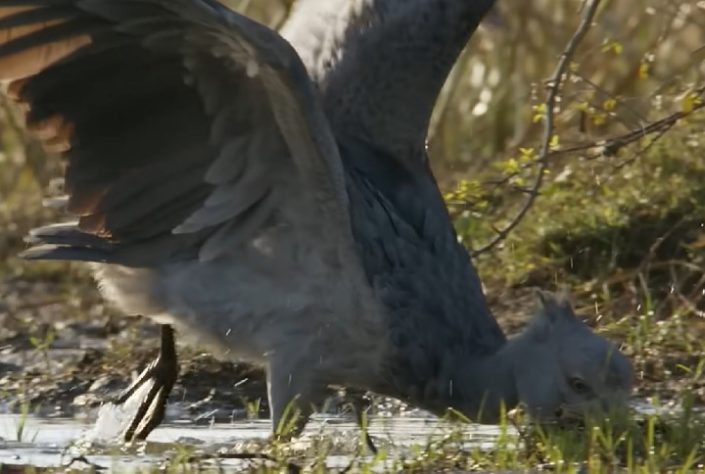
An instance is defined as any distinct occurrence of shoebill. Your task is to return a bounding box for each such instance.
[0,0,632,446]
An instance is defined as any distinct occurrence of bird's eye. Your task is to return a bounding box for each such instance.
[568,377,591,395]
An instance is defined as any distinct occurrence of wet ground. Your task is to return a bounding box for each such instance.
[0,278,271,423]
[0,413,508,472]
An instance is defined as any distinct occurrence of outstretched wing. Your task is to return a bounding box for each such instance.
[0,0,352,266]
[281,1,507,365]
[281,0,496,161]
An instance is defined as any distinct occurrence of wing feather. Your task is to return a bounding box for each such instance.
[0,0,351,267]
[281,0,495,159]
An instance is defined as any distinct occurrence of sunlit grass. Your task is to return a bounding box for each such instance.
[133,404,705,472]
[1,395,703,472]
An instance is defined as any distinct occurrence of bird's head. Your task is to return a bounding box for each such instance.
[512,291,633,423]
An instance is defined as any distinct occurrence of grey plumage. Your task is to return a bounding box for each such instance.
[283,0,491,158]
[0,0,632,437]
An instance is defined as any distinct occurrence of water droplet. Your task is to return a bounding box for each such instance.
[246,60,259,78]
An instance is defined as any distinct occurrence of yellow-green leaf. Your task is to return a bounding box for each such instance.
[603,98,617,111]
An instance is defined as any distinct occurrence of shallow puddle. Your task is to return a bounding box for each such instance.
[0,413,507,472]
[1,398,672,472]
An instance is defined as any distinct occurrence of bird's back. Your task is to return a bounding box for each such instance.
[338,135,507,397]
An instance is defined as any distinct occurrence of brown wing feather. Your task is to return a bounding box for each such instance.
[0,0,349,266]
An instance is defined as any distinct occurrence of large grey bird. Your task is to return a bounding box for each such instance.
[0,0,632,443]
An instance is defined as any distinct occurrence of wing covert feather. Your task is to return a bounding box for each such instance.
[0,0,352,266]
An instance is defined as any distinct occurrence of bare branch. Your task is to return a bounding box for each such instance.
[556,85,705,157]
[472,0,603,256]
[480,84,705,191]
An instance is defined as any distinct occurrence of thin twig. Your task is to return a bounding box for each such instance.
[557,85,705,157]
[473,0,603,256]
[63,455,107,471]
[481,84,705,189]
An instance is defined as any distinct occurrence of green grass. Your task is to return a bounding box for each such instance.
[2,406,704,472]
[106,402,705,473]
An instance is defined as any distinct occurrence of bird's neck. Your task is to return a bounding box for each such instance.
[415,332,541,423]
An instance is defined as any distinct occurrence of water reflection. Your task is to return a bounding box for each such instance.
[0,413,506,471]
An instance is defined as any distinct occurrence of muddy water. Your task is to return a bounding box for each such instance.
[0,412,508,472]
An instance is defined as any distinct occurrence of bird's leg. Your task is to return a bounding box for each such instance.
[266,357,322,441]
[349,391,378,454]
[113,324,179,442]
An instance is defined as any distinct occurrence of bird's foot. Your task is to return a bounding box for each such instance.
[110,324,178,442]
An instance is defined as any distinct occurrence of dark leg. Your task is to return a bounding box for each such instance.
[350,392,377,454]
[113,324,179,442]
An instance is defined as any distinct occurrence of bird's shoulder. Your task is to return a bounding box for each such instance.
[337,136,506,363]
[339,136,456,252]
